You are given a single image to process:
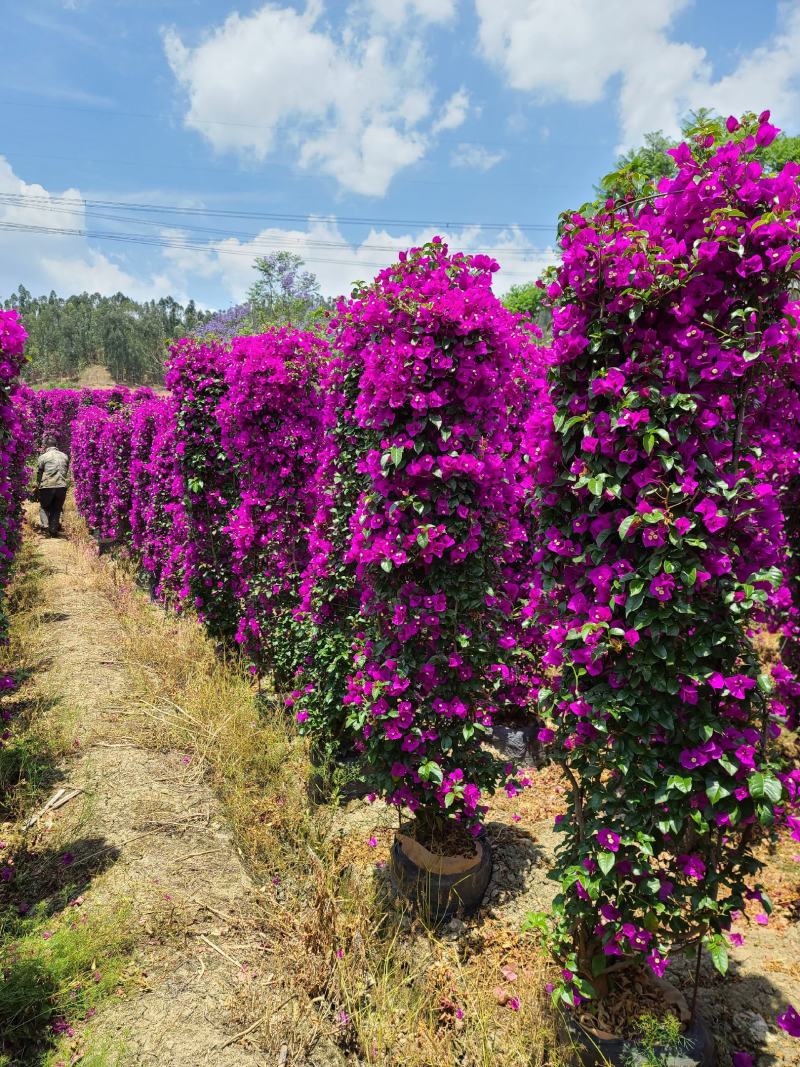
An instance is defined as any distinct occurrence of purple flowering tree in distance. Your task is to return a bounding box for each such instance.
[531,112,800,1012]
[194,303,253,343]
[307,240,540,838]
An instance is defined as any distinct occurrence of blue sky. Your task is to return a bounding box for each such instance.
[2,0,800,309]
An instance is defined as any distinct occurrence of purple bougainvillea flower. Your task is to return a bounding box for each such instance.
[677,854,706,879]
[596,828,620,852]
[649,573,676,602]
[777,1004,800,1037]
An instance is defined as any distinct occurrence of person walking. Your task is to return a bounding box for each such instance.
[36,434,70,537]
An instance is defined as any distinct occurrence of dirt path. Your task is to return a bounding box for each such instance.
[28,530,270,1066]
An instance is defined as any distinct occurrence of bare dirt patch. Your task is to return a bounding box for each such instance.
[20,526,274,1065]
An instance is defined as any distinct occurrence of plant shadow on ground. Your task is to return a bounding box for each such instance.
[0,835,125,1067]
[4,836,121,919]
[664,944,798,1067]
[484,818,547,886]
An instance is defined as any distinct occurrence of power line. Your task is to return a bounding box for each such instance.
[0,194,555,256]
[0,220,549,278]
[0,190,557,234]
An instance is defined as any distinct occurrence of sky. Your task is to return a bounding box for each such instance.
[2,0,800,310]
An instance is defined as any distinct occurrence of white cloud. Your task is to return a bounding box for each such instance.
[164,2,461,197]
[450,142,504,171]
[189,217,555,301]
[475,0,800,149]
[432,88,470,133]
[360,0,455,25]
[0,156,554,309]
[0,157,187,303]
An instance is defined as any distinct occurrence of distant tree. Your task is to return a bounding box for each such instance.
[247,251,328,328]
[501,280,551,333]
[597,109,800,201]
[1,288,210,383]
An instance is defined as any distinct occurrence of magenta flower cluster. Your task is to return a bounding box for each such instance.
[534,111,800,1005]
[27,387,148,452]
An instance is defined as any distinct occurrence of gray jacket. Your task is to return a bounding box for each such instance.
[37,447,70,490]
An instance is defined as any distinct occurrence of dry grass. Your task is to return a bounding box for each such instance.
[67,527,569,1067]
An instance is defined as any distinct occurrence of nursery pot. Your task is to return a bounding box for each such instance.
[390,830,492,925]
[90,529,118,555]
[485,721,542,766]
[563,979,715,1067]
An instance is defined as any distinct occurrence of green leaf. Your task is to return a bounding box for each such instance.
[706,780,729,806]
[597,851,615,875]
[618,514,637,540]
[522,911,549,935]
[709,938,729,976]
[667,775,693,794]
[748,772,782,803]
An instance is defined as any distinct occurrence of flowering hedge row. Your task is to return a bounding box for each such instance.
[164,338,240,642]
[535,112,800,1004]
[217,329,324,681]
[27,386,146,452]
[0,311,33,654]
[37,160,798,1016]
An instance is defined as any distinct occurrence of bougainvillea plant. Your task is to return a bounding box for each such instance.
[217,328,325,684]
[532,112,800,1008]
[0,311,33,651]
[71,405,109,537]
[165,337,240,643]
[294,240,541,834]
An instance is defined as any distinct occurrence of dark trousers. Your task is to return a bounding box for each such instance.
[39,487,67,536]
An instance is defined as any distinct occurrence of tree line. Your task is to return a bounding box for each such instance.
[1,288,209,385]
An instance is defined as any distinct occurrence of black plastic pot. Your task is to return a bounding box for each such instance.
[390,833,492,925]
[563,1008,716,1067]
[90,529,118,556]
[485,722,542,765]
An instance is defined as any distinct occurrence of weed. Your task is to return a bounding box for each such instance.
[0,902,135,1066]
[623,1012,689,1067]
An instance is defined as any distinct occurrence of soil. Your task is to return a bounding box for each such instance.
[403,816,479,859]
[12,525,277,1066]
[573,969,685,1040]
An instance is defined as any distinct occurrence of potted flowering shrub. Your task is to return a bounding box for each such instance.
[216,328,325,687]
[297,241,537,919]
[530,113,799,1063]
[165,338,240,643]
